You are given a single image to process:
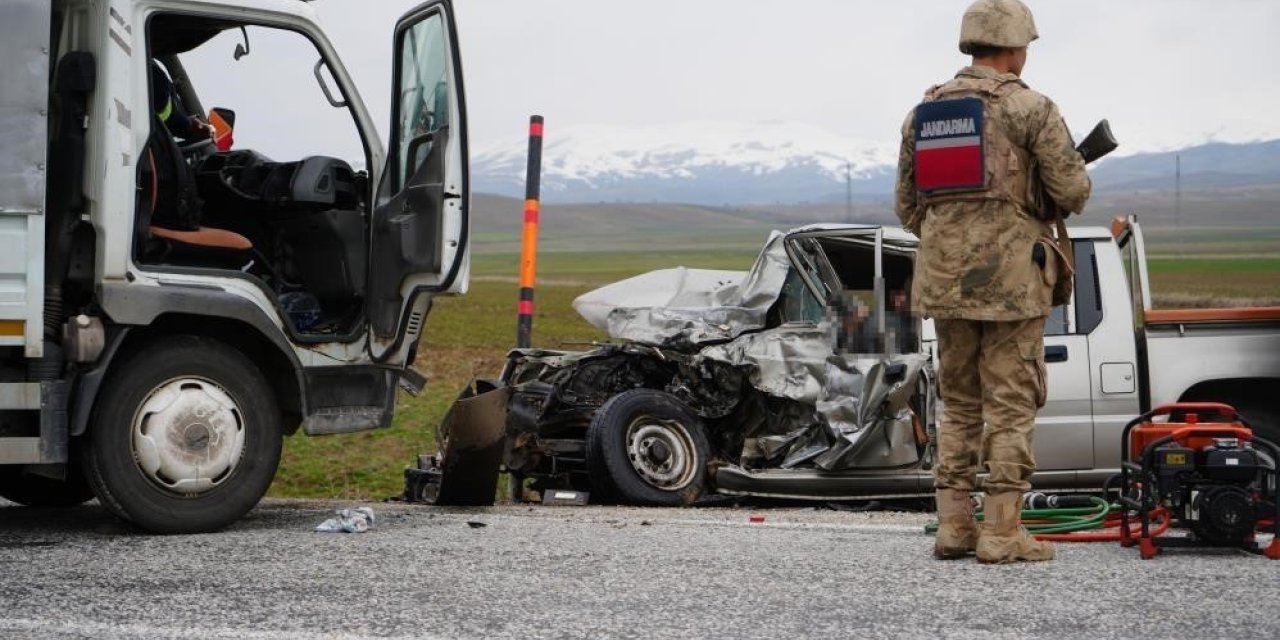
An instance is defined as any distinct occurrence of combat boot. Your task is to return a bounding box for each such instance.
[933,488,978,559]
[976,491,1054,563]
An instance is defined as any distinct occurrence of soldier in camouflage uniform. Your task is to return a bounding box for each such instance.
[895,0,1091,563]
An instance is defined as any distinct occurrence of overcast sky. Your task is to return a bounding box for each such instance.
[288,0,1280,158]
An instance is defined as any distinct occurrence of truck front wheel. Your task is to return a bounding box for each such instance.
[83,336,282,534]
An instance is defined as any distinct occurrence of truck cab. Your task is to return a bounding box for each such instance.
[0,0,469,532]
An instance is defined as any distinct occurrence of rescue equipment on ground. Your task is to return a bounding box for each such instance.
[1117,403,1280,559]
[924,403,1278,556]
[925,494,1168,542]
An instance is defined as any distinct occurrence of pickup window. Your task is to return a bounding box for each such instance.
[1045,240,1103,337]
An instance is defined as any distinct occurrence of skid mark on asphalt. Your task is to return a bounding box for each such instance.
[0,618,448,640]
[661,517,924,534]
[437,510,926,535]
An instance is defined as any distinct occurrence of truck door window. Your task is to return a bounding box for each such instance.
[393,13,449,193]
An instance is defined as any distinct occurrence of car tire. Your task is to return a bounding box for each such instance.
[0,462,95,507]
[585,389,709,506]
[82,335,282,534]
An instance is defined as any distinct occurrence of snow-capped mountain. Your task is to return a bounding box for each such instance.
[471,121,1280,205]
[472,121,899,205]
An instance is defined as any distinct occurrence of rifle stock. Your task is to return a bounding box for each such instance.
[1032,120,1117,219]
[1077,119,1118,164]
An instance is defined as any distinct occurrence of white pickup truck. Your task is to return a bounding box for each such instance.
[1034,215,1280,489]
[422,216,1280,504]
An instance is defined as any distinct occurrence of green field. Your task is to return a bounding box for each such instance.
[269,243,1280,500]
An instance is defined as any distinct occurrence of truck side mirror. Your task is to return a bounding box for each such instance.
[209,107,236,152]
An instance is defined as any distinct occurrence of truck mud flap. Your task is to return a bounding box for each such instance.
[405,380,509,506]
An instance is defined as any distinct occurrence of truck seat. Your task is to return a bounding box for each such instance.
[149,225,252,251]
[142,145,254,263]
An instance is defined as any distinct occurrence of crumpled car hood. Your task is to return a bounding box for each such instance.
[572,231,791,348]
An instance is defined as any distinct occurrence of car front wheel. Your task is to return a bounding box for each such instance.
[586,389,709,506]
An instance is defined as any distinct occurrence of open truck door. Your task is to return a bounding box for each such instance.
[369,0,469,345]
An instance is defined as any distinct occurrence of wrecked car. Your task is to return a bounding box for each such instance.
[409,218,1280,506]
[410,225,942,505]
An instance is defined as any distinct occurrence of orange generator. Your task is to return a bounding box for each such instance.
[1118,403,1280,559]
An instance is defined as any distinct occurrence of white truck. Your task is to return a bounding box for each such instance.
[0,0,470,532]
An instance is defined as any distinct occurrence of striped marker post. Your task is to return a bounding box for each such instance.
[517,115,544,349]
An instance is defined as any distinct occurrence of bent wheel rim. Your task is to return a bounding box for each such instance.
[130,377,246,497]
[624,415,699,491]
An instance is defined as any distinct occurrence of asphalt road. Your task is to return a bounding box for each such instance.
[2,497,1279,640]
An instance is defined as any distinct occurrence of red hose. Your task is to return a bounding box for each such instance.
[1035,508,1171,542]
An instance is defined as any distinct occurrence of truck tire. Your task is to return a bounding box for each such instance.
[585,389,709,506]
[0,464,95,507]
[82,335,282,534]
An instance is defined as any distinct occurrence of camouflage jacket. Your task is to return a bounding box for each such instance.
[895,65,1091,321]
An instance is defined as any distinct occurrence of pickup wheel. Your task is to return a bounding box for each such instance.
[82,336,281,534]
[0,463,95,507]
[586,389,709,506]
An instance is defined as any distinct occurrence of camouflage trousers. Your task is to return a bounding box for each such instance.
[933,316,1048,495]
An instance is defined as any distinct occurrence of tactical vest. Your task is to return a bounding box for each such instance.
[913,78,1033,214]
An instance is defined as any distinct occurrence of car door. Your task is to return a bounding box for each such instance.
[368,0,469,341]
[1033,240,1102,472]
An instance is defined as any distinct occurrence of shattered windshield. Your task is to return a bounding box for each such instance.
[775,268,825,325]
[789,237,840,303]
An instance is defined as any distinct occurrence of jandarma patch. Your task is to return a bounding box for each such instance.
[914,97,985,192]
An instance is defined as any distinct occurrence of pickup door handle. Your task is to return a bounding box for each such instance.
[1045,345,1069,363]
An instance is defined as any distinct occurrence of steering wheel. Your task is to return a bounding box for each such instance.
[179,137,215,159]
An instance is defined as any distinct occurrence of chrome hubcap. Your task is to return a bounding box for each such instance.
[131,377,245,496]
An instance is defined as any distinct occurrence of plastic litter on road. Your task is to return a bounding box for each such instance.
[315,507,376,533]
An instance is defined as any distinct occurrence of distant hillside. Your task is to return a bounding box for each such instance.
[470,182,1280,257]
[472,122,1280,206]
[469,193,780,253]
[1091,140,1280,191]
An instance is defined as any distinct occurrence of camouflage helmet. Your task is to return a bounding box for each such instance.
[959,0,1039,54]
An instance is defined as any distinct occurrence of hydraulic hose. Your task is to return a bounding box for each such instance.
[924,496,1172,542]
[926,493,1275,542]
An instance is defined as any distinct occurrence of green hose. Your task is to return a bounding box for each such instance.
[925,496,1115,535]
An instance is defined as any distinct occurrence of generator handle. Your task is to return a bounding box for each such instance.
[1149,402,1237,420]
[1170,425,1253,444]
